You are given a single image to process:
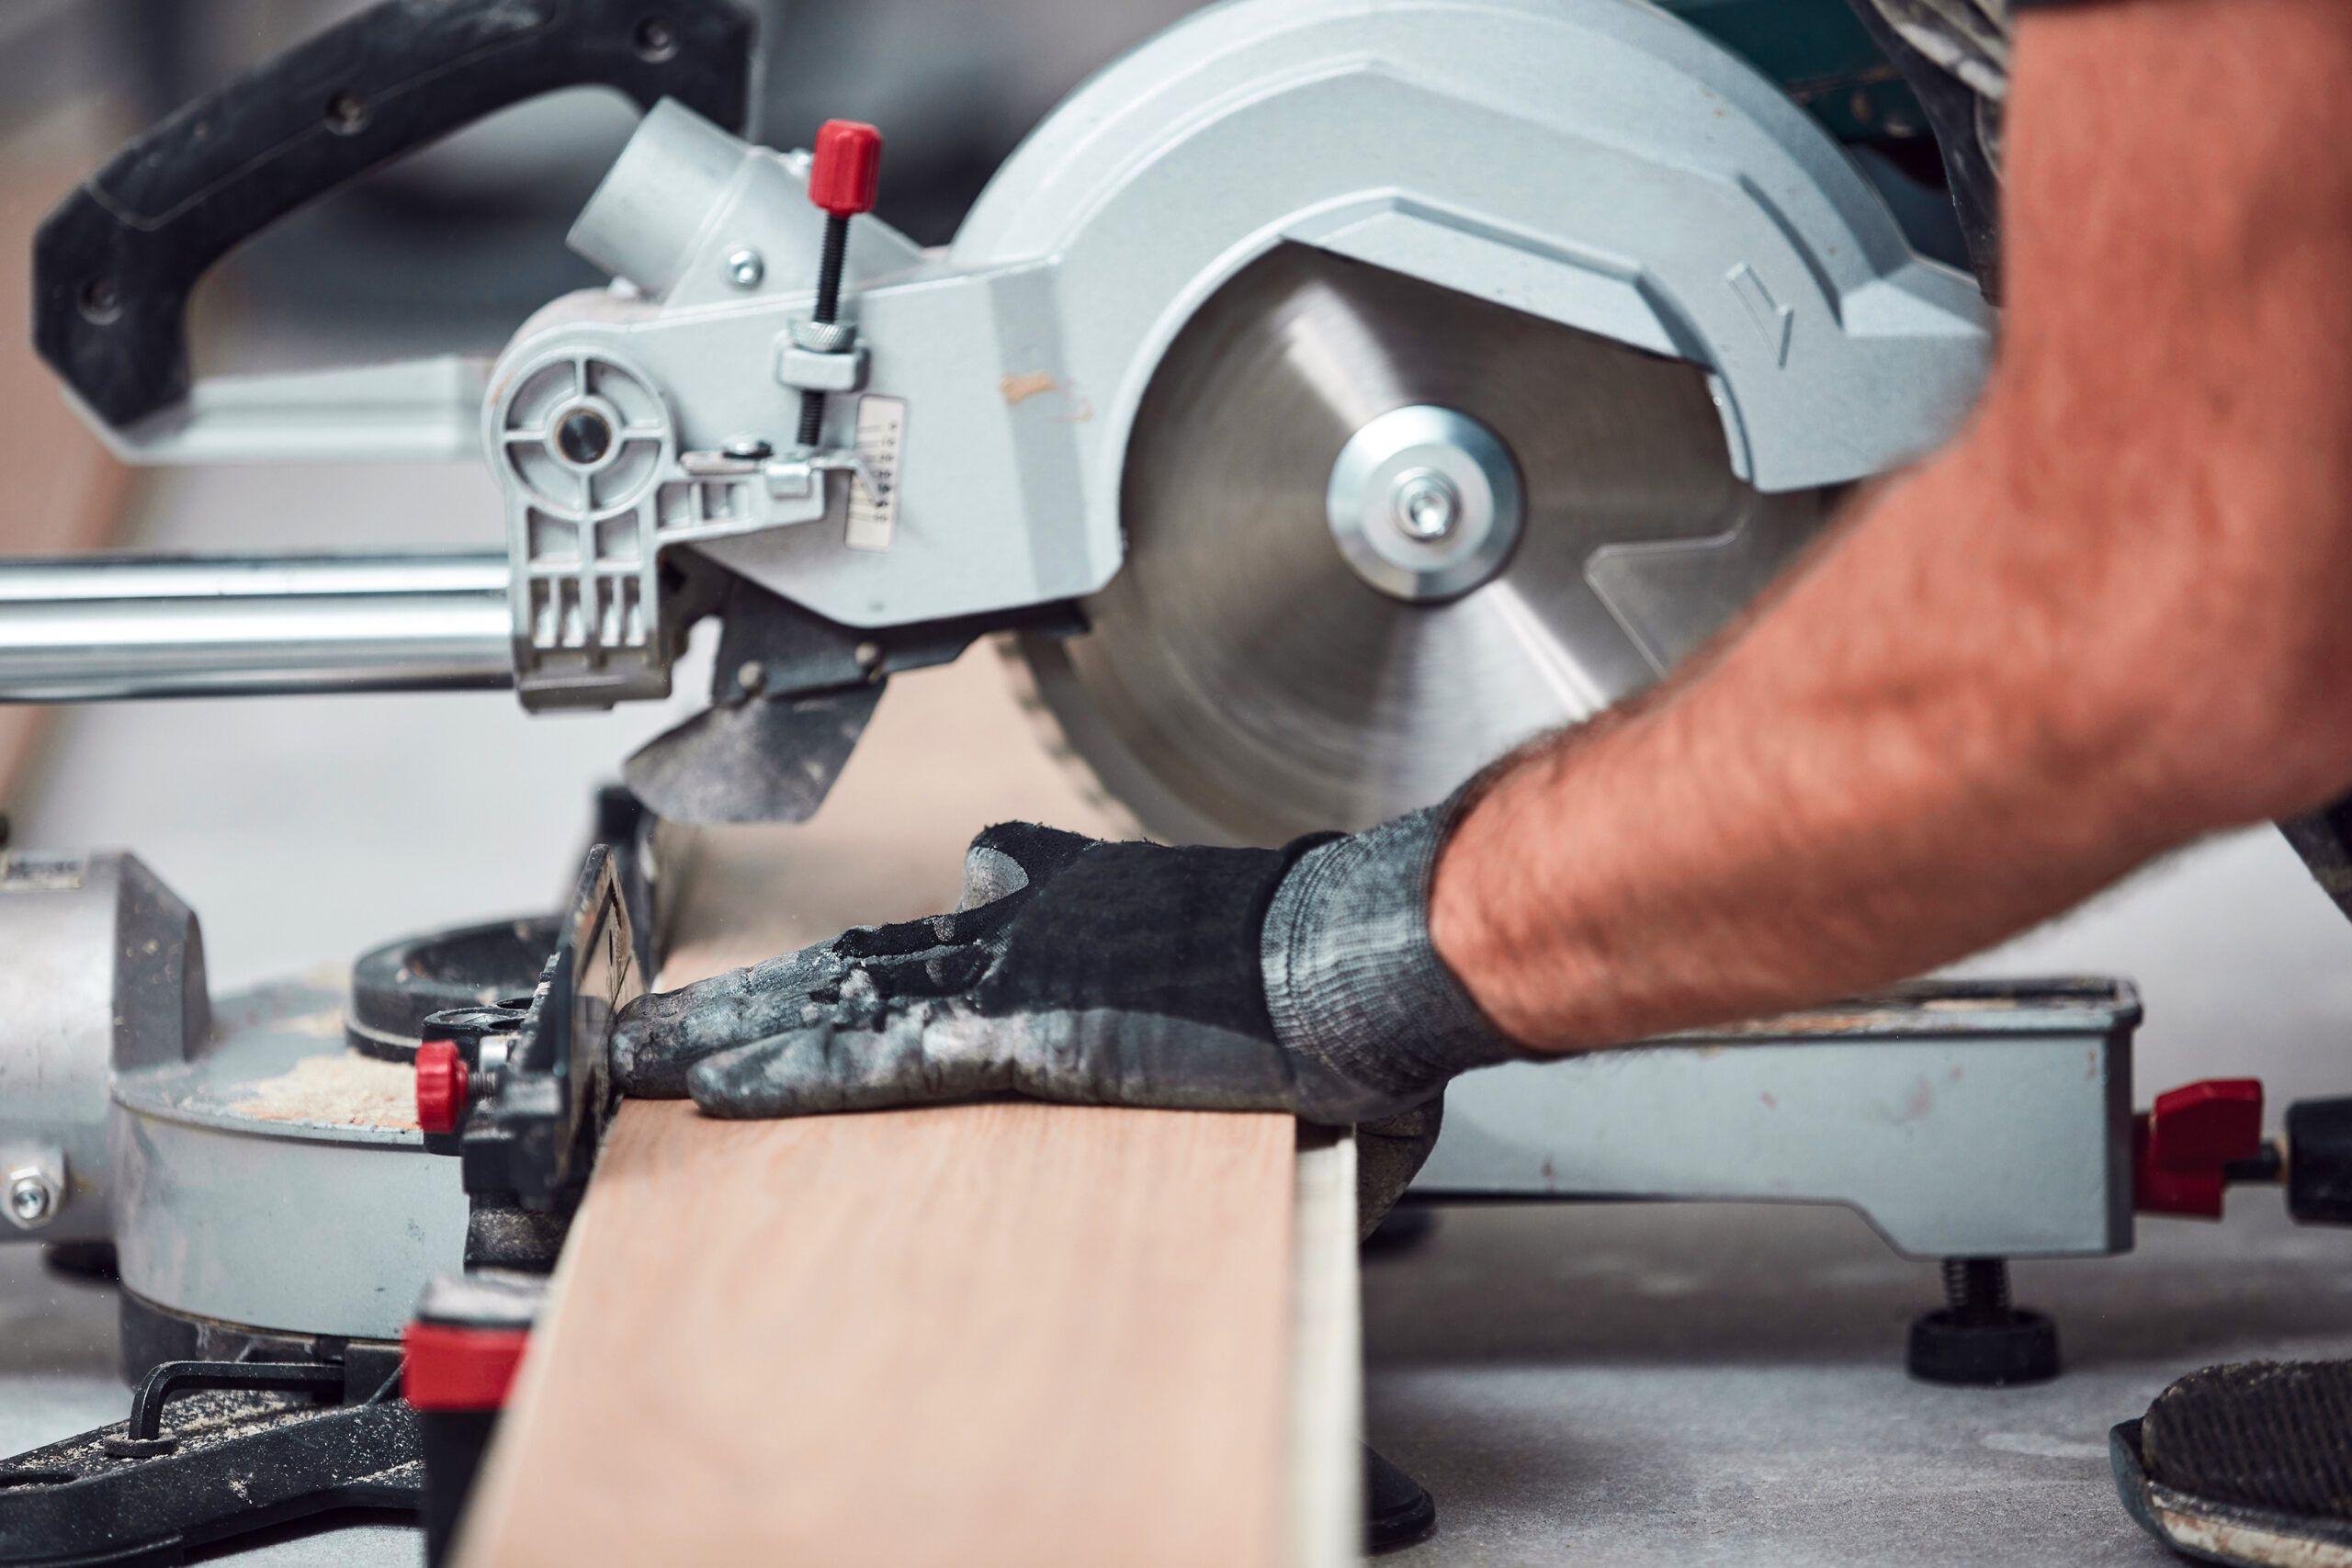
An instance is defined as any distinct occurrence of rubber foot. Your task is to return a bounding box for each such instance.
[1907,1306,2061,1386]
[1365,1443,1437,1552]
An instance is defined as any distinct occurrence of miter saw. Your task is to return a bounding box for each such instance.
[14,0,1985,829]
[0,0,2341,1562]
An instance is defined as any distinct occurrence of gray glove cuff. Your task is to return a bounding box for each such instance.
[1260,799,1513,1105]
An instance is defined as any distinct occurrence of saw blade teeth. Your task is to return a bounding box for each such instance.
[994,634,1148,841]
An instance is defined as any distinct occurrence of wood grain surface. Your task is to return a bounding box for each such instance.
[455,1099,1299,1567]
[457,672,1328,1566]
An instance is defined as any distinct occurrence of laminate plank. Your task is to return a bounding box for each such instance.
[456,1099,1302,1567]
[460,650,1351,1564]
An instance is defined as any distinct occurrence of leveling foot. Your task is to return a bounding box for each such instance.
[1907,1257,2060,1387]
[1365,1445,1437,1552]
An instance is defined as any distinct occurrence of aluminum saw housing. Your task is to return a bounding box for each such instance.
[484,0,1992,746]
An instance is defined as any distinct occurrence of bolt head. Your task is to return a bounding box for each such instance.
[78,276,121,325]
[634,17,679,62]
[324,91,368,135]
[7,1171,53,1228]
[737,660,768,695]
[555,409,613,466]
[1392,469,1462,542]
[725,248,765,289]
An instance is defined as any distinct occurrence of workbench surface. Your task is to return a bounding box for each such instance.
[3,1189,2332,1566]
[1367,1197,2335,1567]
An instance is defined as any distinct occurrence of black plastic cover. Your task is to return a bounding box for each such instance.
[2288,1096,2352,1225]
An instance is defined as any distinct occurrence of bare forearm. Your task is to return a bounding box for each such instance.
[1432,437,2198,1048]
[1430,0,2352,1051]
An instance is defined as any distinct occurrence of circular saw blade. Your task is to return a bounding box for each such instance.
[1018,244,1831,847]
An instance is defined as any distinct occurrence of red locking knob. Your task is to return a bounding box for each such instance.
[2135,1077,2264,1218]
[808,119,883,218]
[415,1038,469,1135]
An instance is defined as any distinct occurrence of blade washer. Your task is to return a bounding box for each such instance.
[1325,404,1523,603]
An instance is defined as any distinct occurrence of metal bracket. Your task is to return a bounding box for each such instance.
[765,446,887,510]
[454,846,644,1208]
[774,335,868,396]
[1419,978,2142,1258]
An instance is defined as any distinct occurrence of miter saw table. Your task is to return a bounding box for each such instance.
[2,0,2349,1562]
[0,806,2333,1563]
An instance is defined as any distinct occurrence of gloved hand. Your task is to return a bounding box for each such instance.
[612,806,1516,1229]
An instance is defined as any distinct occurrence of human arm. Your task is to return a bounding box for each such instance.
[1432,0,2352,1049]
[613,0,2352,1145]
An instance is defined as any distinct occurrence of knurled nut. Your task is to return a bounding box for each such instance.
[788,319,858,354]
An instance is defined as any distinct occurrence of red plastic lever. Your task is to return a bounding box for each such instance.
[414,1038,469,1136]
[402,1321,529,1412]
[808,119,884,218]
[2134,1077,2264,1218]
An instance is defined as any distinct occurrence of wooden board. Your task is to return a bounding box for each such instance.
[457,657,1363,1565]
[456,1100,1300,1567]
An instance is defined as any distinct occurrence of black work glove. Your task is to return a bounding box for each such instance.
[613,807,1514,1226]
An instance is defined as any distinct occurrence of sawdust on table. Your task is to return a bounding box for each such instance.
[230,1050,417,1132]
[270,1007,346,1040]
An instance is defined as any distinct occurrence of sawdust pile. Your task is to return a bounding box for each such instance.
[230,1050,417,1132]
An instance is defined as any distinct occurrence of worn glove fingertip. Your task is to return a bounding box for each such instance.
[613,1038,688,1100]
[610,996,694,1099]
[686,1032,833,1118]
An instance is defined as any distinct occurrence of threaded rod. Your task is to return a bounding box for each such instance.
[796,216,852,448]
[1942,1257,2011,1320]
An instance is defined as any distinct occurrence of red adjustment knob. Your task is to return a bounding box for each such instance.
[808,119,883,218]
[415,1039,469,1135]
[2135,1077,2264,1218]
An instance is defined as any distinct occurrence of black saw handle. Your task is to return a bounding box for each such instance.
[33,0,755,430]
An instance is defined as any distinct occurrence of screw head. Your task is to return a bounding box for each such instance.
[324,91,368,135]
[737,660,768,695]
[634,16,679,62]
[7,1171,54,1229]
[1391,469,1462,542]
[77,277,121,325]
[556,409,614,466]
[725,248,765,289]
